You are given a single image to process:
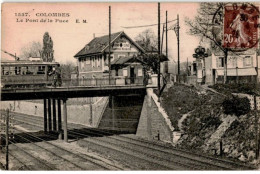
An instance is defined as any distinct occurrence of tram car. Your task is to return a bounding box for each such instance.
[1,60,60,88]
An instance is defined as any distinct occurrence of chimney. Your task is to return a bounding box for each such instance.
[93,33,95,39]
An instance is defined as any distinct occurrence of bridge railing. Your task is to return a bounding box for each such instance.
[1,76,147,89]
[60,76,146,88]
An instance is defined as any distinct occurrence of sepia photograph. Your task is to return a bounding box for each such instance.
[0,1,260,171]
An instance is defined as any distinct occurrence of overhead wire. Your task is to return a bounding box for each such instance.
[120,19,177,29]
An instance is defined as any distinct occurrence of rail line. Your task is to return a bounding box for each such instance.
[10,128,123,170]
[6,138,56,170]
[68,128,229,170]
[2,111,256,170]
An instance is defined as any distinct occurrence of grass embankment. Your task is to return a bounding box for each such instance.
[158,83,259,163]
[210,83,260,96]
[158,84,211,130]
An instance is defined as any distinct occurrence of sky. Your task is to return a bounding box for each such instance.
[1,2,201,64]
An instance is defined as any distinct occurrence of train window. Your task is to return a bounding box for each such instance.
[2,66,9,75]
[9,66,15,75]
[26,66,34,75]
[15,67,21,75]
[21,67,27,75]
[37,66,45,74]
[47,66,53,74]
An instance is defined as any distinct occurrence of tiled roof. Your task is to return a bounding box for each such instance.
[111,57,132,65]
[111,56,146,66]
[75,31,146,58]
[74,31,123,57]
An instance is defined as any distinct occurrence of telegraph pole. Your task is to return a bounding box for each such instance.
[109,6,111,85]
[161,24,165,55]
[158,2,161,94]
[166,11,168,60]
[177,14,180,76]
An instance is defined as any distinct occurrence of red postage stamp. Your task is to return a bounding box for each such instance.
[223,4,259,48]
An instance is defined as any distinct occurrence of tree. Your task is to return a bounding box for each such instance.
[186,2,259,84]
[42,32,54,62]
[60,61,77,79]
[135,29,158,51]
[20,41,42,60]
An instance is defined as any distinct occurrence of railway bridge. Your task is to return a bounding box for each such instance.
[1,82,149,142]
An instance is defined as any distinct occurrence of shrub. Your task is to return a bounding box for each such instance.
[212,83,260,96]
[222,96,251,117]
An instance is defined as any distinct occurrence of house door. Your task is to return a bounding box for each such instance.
[212,69,216,85]
[130,67,135,84]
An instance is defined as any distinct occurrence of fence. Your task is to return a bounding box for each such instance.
[61,76,146,87]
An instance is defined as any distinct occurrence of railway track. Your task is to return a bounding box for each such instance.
[0,145,31,170]
[67,128,254,170]
[1,111,257,170]
[5,128,123,170]
[80,128,255,170]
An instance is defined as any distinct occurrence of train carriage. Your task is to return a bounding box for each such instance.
[1,60,60,88]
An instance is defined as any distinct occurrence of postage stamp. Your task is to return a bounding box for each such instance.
[223,4,259,48]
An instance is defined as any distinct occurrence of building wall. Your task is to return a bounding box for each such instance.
[77,36,141,79]
[212,53,257,70]
[209,52,258,84]
[78,54,103,75]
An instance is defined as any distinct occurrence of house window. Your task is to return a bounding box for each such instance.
[81,61,85,69]
[123,68,128,76]
[106,54,114,62]
[92,57,95,67]
[110,55,114,62]
[97,57,101,67]
[86,57,90,64]
[138,68,143,76]
[218,57,224,68]
[228,57,236,68]
[244,56,252,67]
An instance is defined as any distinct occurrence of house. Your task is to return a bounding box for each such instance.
[74,31,146,83]
[195,48,259,85]
[211,49,258,84]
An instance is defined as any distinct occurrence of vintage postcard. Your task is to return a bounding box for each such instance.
[1,1,260,171]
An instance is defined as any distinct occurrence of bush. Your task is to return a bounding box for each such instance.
[222,96,251,117]
[212,83,260,96]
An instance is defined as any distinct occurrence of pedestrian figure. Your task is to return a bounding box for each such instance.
[49,65,62,87]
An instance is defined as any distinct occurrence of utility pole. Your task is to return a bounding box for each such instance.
[186,58,189,76]
[109,6,111,85]
[166,11,168,60]
[177,14,180,76]
[5,109,9,170]
[161,24,165,55]
[158,2,161,95]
